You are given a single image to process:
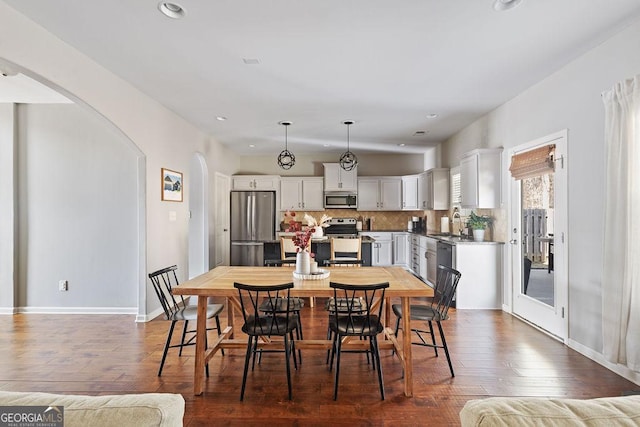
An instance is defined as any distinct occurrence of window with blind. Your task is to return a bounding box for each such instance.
[450,166,461,206]
[509,144,555,180]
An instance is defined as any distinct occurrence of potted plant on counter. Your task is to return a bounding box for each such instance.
[467,211,492,242]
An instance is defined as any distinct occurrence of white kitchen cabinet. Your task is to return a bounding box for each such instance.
[393,232,410,266]
[232,175,280,191]
[417,172,428,210]
[360,232,393,266]
[401,175,418,210]
[426,168,450,210]
[323,163,357,192]
[460,148,502,209]
[357,177,402,211]
[425,237,438,285]
[409,234,427,280]
[454,243,503,309]
[450,166,461,207]
[280,177,324,211]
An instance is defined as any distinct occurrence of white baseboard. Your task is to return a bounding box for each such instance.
[0,307,18,315]
[17,306,138,315]
[136,307,163,323]
[567,338,640,386]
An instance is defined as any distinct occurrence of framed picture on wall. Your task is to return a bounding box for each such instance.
[161,168,183,202]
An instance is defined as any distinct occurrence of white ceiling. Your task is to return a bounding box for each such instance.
[3,0,640,155]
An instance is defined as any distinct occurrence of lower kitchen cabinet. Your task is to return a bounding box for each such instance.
[360,232,393,266]
[453,243,503,309]
[393,233,410,267]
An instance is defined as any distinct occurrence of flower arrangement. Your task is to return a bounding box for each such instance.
[284,211,332,253]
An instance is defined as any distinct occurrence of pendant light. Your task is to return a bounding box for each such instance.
[277,121,295,170]
[339,120,358,171]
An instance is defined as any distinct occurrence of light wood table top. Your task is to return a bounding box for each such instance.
[173,266,433,298]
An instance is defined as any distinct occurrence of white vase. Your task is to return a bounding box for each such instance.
[473,229,485,242]
[312,227,324,239]
[296,251,311,274]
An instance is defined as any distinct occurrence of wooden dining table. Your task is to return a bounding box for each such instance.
[172,265,433,397]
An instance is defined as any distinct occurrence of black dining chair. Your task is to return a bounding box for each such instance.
[234,281,299,401]
[148,265,224,376]
[392,265,461,377]
[328,281,389,400]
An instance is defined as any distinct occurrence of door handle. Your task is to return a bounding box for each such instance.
[509,239,518,245]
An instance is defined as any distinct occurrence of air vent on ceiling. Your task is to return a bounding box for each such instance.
[242,58,260,65]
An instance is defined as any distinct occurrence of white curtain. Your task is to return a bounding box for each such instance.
[602,75,640,370]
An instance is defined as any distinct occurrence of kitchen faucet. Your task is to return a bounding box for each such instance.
[452,209,463,236]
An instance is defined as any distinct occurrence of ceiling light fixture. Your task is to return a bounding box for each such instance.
[277,121,295,170]
[339,120,358,171]
[493,0,522,11]
[158,2,186,19]
[426,113,438,119]
[216,116,227,121]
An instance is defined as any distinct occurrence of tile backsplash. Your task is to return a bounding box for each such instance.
[281,209,426,231]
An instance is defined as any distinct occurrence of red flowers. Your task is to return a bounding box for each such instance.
[285,210,315,254]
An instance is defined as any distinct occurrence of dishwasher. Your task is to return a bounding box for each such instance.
[436,241,456,306]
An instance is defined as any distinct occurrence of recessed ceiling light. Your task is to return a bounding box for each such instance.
[248,144,255,148]
[397,143,406,147]
[216,116,227,121]
[493,0,522,11]
[426,113,438,119]
[242,58,261,65]
[413,130,428,136]
[323,144,331,147]
[158,2,186,19]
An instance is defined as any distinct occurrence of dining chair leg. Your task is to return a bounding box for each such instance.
[295,312,303,363]
[372,336,385,400]
[368,337,376,370]
[329,334,338,371]
[158,321,177,376]
[284,334,293,400]
[215,315,225,356]
[427,320,438,357]
[333,334,343,400]
[179,320,189,356]
[289,331,302,371]
[240,335,253,401]
[436,320,455,377]
[251,337,260,371]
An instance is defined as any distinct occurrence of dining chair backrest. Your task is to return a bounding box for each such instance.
[431,265,462,319]
[330,238,362,266]
[234,282,295,336]
[280,237,298,260]
[148,265,186,320]
[329,281,389,336]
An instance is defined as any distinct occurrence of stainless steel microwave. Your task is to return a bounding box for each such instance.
[324,192,357,208]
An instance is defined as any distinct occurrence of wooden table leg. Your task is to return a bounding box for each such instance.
[194,295,207,395]
[401,296,413,397]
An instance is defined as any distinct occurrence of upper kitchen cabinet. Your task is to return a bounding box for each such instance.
[232,175,280,191]
[280,177,324,211]
[323,163,357,192]
[460,148,503,209]
[357,177,402,211]
[427,168,450,210]
[401,175,419,210]
[417,169,450,210]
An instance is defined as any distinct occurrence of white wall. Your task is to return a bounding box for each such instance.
[15,104,138,310]
[0,104,16,312]
[441,17,640,360]
[0,3,239,318]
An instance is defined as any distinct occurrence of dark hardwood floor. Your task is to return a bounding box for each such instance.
[1,299,637,426]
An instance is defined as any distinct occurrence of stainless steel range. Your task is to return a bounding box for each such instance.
[324,218,359,238]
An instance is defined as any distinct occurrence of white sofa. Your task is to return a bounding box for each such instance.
[460,395,640,426]
[0,391,184,427]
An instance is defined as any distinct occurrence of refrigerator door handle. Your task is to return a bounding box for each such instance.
[251,194,257,240]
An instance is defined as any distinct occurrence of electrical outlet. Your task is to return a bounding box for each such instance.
[58,280,68,291]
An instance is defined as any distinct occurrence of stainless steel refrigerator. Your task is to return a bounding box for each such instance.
[230,191,276,266]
